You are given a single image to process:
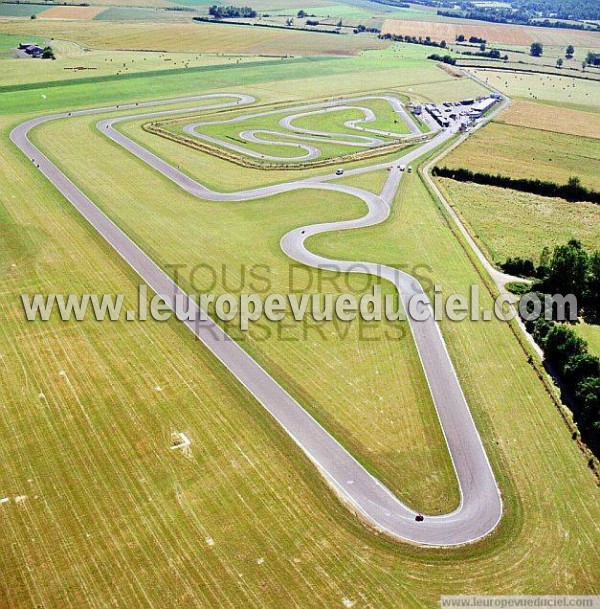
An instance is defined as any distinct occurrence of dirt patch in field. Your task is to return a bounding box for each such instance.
[382,18,600,46]
[498,100,600,139]
[38,6,107,20]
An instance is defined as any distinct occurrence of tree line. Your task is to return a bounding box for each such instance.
[438,8,598,31]
[379,33,449,48]
[504,240,600,316]
[427,53,456,65]
[432,166,600,205]
[208,5,257,19]
[517,240,600,455]
[586,52,600,66]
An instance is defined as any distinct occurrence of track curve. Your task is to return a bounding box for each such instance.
[11,91,504,546]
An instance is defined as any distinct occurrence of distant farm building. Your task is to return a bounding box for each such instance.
[20,43,44,58]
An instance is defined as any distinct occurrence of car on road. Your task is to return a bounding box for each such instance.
[335,168,344,175]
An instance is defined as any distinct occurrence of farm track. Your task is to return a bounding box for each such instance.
[11,91,506,546]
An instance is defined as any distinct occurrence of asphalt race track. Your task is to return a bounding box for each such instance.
[11,91,505,547]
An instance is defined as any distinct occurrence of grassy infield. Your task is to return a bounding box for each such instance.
[158,99,416,163]
[0,30,599,609]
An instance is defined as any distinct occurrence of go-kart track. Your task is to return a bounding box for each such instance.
[11,91,506,547]
[181,95,423,162]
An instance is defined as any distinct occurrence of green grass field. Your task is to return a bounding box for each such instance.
[576,321,600,358]
[0,3,46,17]
[435,179,600,264]
[0,44,483,116]
[1,19,599,606]
[441,122,600,190]
[0,32,43,58]
[0,40,275,87]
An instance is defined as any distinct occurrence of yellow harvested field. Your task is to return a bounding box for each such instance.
[497,100,600,139]
[382,18,600,46]
[0,20,387,55]
[38,5,106,20]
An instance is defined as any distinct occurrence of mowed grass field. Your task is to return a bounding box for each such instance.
[468,69,600,111]
[0,38,274,87]
[440,122,600,190]
[0,43,483,116]
[0,32,43,58]
[435,179,600,264]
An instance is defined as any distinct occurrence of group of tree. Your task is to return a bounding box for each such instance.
[379,33,447,49]
[208,5,257,19]
[432,167,600,205]
[513,240,600,451]
[455,34,488,44]
[367,0,410,8]
[504,240,600,315]
[585,52,600,66]
[42,46,55,60]
[508,0,600,21]
[436,0,600,31]
[461,48,507,60]
[530,41,543,56]
[427,53,456,65]
[526,314,600,450]
[353,24,381,34]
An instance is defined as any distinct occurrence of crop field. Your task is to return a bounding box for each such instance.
[92,7,190,22]
[268,0,439,21]
[497,100,600,138]
[37,5,106,20]
[468,69,600,111]
[382,17,600,46]
[440,122,600,190]
[435,179,600,264]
